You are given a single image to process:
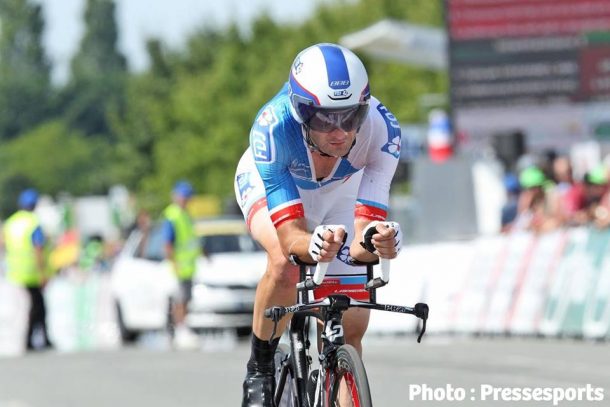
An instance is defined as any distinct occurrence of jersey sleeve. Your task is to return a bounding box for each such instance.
[32,226,45,247]
[355,101,401,221]
[250,103,305,228]
[162,219,175,245]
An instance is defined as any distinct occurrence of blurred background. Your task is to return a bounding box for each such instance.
[0,0,609,405]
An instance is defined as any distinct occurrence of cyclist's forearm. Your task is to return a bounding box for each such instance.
[349,239,378,263]
[276,218,314,262]
[350,217,378,263]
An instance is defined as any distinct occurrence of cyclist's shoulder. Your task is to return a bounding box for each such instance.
[366,96,399,126]
[252,83,298,132]
[250,84,302,159]
[356,96,400,147]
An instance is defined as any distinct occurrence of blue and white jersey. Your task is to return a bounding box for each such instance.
[246,83,401,228]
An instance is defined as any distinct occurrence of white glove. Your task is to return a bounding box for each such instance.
[308,224,346,261]
[361,221,402,256]
[361,221,402,283]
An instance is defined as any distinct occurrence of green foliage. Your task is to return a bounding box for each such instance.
[62,0,127,137]
[0,0,446,215]
[0,120,115,215]
[0,0,52,139]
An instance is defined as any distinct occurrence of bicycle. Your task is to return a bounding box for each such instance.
[264,251,429,407]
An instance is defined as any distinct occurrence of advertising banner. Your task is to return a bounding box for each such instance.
[447,0,610,151]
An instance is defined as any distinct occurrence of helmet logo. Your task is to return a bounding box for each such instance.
[329,90,352,100]
[293,57,303,75]
[329,80,350,88]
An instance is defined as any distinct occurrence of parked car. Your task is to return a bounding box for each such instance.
[110,217,265,342]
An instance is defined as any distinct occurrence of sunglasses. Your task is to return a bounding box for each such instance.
[293,96,369,133]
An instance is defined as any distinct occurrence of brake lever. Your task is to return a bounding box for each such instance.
[266,307,284,344]
[269,319,279,344]
[414,303,429,343]
[417,317,427,343]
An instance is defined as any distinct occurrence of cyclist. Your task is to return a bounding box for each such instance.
[234,43,402,406]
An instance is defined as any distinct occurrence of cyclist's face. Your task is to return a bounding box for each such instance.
[309,127,357,157]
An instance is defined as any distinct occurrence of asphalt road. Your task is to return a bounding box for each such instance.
[0,335,608,407]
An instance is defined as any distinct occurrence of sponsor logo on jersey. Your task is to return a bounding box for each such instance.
[337,245,352,265]
[252,105,278,163]
[290,159,311,179]
[236,173,254,206]
[256,105,278,127]
[382,134,401,158]
[377,103,401,159]
[252,130,273,162]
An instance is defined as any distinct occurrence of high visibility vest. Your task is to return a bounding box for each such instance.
[3,210,43,287]
[163,204,199,280]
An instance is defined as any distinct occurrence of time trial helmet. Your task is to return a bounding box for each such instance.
[288,43,370,133]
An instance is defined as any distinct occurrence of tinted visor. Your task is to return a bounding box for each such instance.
[294,96,369,132]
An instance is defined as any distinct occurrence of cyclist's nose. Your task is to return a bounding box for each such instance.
[326,127,349,138]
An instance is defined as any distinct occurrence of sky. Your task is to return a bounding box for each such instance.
[34,0,325,83]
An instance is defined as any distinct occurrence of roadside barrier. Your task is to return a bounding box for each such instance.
[370,227,610,340]
[1,226,608,355]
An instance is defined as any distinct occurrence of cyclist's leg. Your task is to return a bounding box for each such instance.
[249,208,300,338]
[342,307,370,355]
[235,151,300,406]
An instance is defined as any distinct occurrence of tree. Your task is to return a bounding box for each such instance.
[0,119,115,214]
[0,0,52,140]
[62,0,127,138]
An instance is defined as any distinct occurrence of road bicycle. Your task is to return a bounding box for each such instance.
[265,253,429,407]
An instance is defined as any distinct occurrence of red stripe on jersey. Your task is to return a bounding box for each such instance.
[354,203,386,221]
[246,197,268,230]
[271,203,305,228]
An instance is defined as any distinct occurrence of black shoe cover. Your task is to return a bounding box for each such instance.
[242,372,275,407]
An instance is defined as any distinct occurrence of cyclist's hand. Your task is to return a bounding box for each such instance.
[309,224,347,262]
[361,221,402,259]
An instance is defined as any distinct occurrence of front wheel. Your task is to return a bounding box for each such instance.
[328,344,372,407]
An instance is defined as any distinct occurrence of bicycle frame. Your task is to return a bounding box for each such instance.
[268,259,428,407]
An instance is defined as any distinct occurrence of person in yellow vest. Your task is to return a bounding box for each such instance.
[162,181,200,348]
[3,189,53,351]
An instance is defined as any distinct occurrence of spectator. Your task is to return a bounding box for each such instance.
[128,209,152,257]
[510,166,559,233]
[500,173,520,232]
[576,165,610,228]
[547,155,585,227]
[3,189,53,351]
[79,234,107,272]
[162,181,200,349]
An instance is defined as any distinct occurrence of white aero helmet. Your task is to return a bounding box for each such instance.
[288,43,370,133]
